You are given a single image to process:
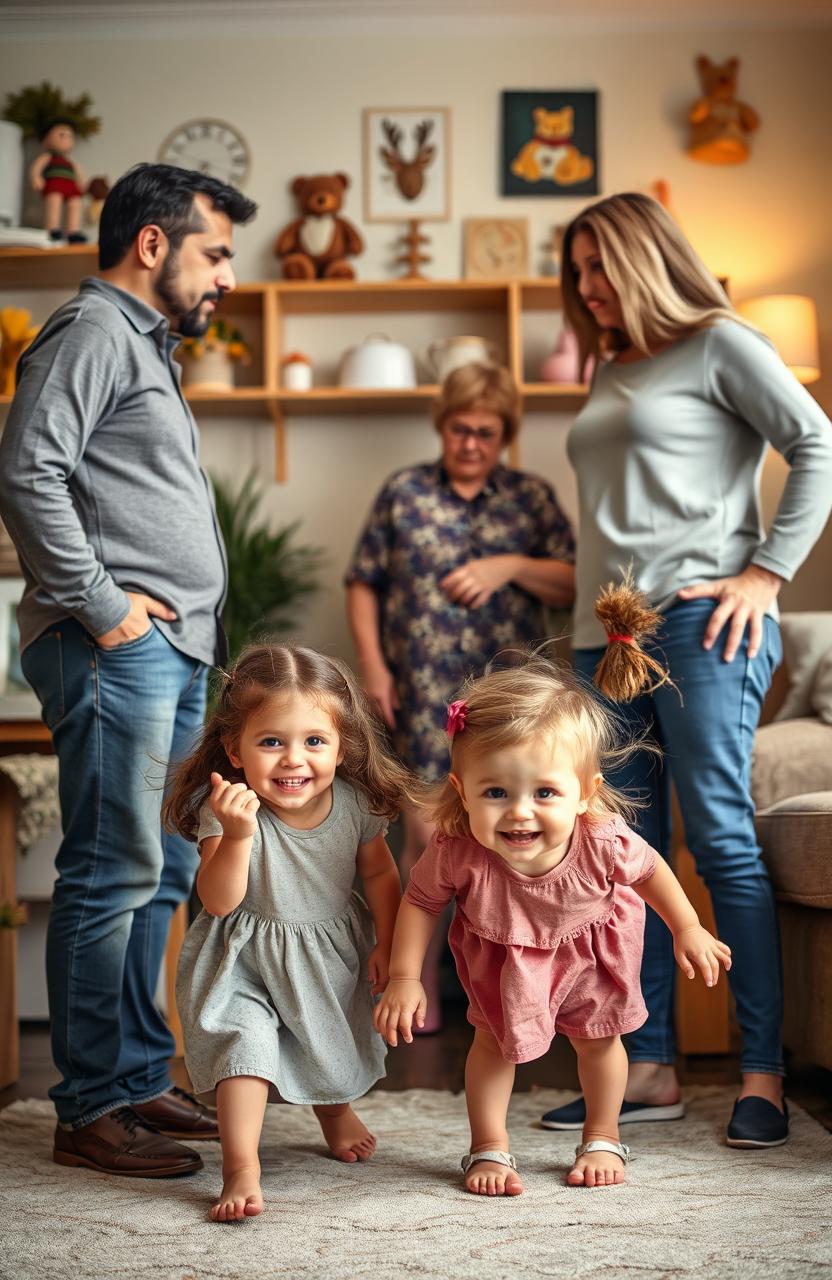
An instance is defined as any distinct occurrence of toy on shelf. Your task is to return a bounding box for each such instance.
[687,55,760,166]
[394,218,431,280]
[30,118,90,242]
[274,173,364,280]
[0,307,40,396]
[85,175,110,228]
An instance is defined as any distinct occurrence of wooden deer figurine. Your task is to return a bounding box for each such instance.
[379,119,436,200]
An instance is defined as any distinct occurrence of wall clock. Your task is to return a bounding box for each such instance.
[464,217,529,279]
[158,118,251,187]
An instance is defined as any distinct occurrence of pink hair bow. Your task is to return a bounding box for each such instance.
[446,699,468,738]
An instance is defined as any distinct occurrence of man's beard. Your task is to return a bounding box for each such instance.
[157,251,220,337]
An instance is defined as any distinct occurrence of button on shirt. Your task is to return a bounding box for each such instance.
[0,278,227,665]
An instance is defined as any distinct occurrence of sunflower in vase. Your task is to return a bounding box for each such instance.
[178,318,252,393]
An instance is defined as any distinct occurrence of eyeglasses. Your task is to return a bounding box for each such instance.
[446,422,501,443]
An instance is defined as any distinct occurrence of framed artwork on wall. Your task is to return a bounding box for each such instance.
[501,91,599,197]
[464,218,529,279]
[363,107,451,222]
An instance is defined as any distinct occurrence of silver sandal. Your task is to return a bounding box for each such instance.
[461,1149,518,1175]
[574,1139,630,1165]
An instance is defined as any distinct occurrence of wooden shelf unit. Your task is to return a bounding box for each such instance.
[0,251,587,480]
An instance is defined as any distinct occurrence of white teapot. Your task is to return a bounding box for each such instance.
[427,335,499,383]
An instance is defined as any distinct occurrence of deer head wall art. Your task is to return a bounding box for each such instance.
[363,107,451,223]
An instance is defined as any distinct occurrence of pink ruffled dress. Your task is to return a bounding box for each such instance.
[405,814,657,1062]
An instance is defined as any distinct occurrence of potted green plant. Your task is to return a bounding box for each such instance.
[212,469,324,664]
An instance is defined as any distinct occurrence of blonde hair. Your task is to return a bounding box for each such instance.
[431,362,521,446]
[430,653,650,838]
[562,192,744,370]
[163,643,418,841]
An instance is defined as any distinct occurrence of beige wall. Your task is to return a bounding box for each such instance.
[2,21,831,655]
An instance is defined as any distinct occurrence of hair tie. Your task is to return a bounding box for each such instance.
[606,633,634,645]
[446,699,468,738]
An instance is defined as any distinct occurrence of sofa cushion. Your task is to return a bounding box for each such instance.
[812,649,832,725]
[756,792,832,908]
[752,718,832,812]
[773,612,832,721]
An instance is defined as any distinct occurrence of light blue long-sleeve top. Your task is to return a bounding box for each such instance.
[567,319,832,648]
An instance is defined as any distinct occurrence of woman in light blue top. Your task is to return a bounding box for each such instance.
[540,193,832,1148]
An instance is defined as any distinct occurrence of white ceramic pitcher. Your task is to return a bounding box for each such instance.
[427,335,499,382]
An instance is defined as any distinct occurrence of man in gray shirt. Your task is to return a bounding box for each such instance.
[0,163,257,1177]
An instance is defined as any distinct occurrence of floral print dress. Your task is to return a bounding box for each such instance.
[346,462,574,779]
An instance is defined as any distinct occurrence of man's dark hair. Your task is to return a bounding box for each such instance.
[98,163,258,270]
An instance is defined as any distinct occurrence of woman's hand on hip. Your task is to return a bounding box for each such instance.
[677,565,784,662]
[440,555,516,609]
[361,659,399,729]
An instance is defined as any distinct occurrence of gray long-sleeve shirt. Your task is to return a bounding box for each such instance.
[567,319,832,648]
[0,277,227,665]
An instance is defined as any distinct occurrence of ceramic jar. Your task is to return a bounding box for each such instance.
[427,335,499,382]
[282,353,313,390]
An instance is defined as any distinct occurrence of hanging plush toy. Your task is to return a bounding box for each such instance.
[592,571,676,703]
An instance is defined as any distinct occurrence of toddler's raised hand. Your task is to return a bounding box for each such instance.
[209,771,260,839]
[674,924,732,988]
[373,978,427,1046]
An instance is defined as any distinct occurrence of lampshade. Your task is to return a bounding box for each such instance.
[735,294,821,385]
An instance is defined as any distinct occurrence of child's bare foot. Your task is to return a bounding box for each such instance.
[464,1153,524,1197]
[567,1145,626,1188]
[314,1104,376,1163]
[211,1165,264,1222]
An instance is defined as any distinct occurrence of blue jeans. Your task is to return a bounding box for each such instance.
[21,619,207,1127]
[574,598,784,1076]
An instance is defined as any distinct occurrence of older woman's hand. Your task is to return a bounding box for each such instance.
[361,657,400,728]
[440,555,517,609]
[677,564,783,662]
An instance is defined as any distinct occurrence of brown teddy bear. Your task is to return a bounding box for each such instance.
[274,173,364,280]
[687,55,760,165]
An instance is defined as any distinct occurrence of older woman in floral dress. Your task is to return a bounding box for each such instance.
[345,363,575,1025]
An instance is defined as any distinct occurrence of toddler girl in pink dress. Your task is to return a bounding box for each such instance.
[374,655,730,1195]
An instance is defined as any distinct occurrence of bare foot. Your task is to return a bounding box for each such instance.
[314,1104,376,1163]
[567,1150,626,1188]
[211,1165,264,1222]
[464,1156,524,1197]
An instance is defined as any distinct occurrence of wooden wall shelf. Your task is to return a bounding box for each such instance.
[0,256,588,481]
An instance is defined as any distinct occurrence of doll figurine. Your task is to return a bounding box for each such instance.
[30,117,88,243]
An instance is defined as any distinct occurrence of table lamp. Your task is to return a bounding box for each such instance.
[735,294,821,385]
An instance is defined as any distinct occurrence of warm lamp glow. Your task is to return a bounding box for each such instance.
[735,294,821,385]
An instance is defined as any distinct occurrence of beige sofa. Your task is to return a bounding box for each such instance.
[752,613,832,1072]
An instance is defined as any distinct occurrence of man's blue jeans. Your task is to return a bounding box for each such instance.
[574,598,784,1076]
[21,619,207,1128]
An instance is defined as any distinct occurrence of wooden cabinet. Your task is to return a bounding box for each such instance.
[0,248,587,480]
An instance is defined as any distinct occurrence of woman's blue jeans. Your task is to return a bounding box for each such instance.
[574,598,784,1076]
[21,619,207,1128]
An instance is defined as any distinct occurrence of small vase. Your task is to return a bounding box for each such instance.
[282,361,312,391]
[182,346,234,392]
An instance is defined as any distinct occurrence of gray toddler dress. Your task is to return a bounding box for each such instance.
[176,776,388,1105]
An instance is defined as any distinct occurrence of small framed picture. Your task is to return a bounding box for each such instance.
[501,91,599,197]
[464,218,529,280]
[363,107,451,223]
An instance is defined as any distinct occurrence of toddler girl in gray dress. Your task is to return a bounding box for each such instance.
[164,644,415,1222]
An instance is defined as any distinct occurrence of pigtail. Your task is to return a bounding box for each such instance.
[592,570,676,702]
[329,657,422,819]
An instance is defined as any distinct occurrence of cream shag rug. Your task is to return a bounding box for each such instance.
[3,1087,831,1280]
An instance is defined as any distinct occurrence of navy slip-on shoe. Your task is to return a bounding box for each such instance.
[540,1095,685,1130]
[726,1096,789,1148]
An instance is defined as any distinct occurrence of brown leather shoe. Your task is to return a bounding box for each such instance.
[133,1085,219,1141]
[53,1106,203,1177]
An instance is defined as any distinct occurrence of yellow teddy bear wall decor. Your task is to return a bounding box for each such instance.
[0,308,40,397]
[687,55,760,165]
[511,107,594,187]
